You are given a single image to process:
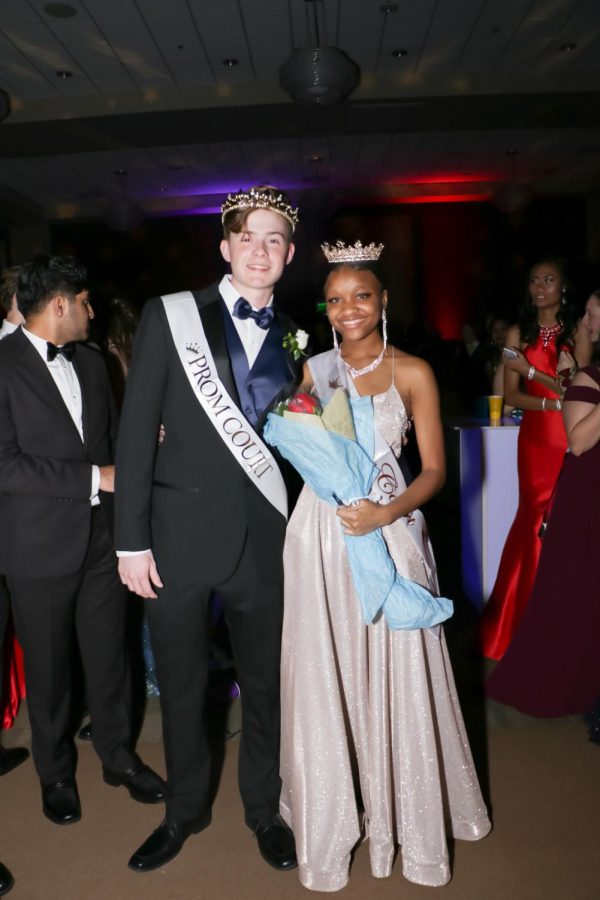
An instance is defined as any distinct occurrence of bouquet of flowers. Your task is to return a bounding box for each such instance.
[263,389,453,630]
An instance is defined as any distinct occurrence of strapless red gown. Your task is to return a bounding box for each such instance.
[480,334,567,660]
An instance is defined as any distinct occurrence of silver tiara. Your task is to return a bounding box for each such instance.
[221,188,299,230]
[321,240,384,263]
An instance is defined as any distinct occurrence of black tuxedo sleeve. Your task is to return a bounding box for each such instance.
[0,378,92,499]
[114,299,168,551]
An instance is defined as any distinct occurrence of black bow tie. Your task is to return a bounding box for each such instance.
[233,297,275,331]
[47,342,76,362]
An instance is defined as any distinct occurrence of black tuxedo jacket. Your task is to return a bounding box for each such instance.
[0,329,118,577]
[114,283,303,583]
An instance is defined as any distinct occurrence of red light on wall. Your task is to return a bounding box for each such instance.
[393,193,492,204]
[419,206,486,340]
[387,173,493,185]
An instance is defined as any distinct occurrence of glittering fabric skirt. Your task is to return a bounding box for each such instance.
[280,488,491,892]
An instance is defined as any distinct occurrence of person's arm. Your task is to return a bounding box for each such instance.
[0,374,93,499]
[572,319,593,368]
[6,294,24,326]
[502,324,562,410]
[562,370,600,456]
[114,300,167,598]
[0,320,18,340]
[298,361,314,393]
[492,361,515,414]
[337,357,445,536]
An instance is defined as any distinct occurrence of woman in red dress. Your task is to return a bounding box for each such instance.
[1,610,25,730]
[0,267,26,732]
[480,259,591,660]
[486,290,600,720]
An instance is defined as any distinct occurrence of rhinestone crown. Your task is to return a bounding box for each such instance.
[221,188,299,230]
[321,240,384,263]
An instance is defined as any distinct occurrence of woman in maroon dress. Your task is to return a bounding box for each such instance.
[480,259,591,660]
[486,290,600,719]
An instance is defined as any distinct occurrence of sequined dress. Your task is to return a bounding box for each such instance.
[279,378,491,892]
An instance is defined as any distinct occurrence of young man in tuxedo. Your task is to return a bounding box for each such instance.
[116,186,302,872]
[0,256,165,827]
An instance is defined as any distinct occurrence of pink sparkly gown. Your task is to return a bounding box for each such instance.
[279,375,491,892]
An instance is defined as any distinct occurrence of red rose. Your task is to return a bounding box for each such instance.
[286,393,322,415]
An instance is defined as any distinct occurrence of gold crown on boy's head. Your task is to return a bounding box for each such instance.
[221,187,299,230]
[321,240,385,264]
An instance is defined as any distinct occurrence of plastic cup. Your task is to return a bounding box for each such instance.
[488,395,503,421]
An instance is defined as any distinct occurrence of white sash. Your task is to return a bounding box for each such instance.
[308,350,438,592]
[161,291,288,520]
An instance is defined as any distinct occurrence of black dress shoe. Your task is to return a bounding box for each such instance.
[253,814,297,871]
[42,779,81,825]
[0,862,14,896]
[0,746,29,776]
[103,763,166,804]
[77,722,92,741]
[128,815,211,872]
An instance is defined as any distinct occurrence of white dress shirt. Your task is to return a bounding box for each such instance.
[219,274,273,369]
[0,319,18,340]
[22,327,100,502]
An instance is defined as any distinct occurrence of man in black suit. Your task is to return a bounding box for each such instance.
[0,255,165,826]
[116,186,302,872]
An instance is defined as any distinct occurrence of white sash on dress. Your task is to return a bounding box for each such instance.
[161,291,288,520]
[308,349,438,593]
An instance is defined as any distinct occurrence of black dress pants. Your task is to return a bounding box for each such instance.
[8,508,133,784]
[146,540,284,826]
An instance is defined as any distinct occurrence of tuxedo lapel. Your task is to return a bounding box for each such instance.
[72,348,90,449]
[250,314,304,430]
[196,295,242,408]
[14,331,83,442]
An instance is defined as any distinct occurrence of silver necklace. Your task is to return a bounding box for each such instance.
[342,341,387,378]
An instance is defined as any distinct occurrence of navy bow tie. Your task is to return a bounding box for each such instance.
[233,297,275,330]
[47,341,76,362]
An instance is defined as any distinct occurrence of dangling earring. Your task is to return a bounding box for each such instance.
[332,326,339,351]
[561,287,567,306]
[382,308,388,351]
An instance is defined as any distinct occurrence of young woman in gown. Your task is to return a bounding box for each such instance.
[279,243,491,892]
[480,259,591,660]
[486,290,600,722]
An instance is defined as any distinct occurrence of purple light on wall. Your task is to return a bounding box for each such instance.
[180,206,222,216]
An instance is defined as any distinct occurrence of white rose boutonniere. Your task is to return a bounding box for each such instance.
[283,329,309,361]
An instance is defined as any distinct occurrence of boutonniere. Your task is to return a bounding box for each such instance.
[282,329,309,361]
